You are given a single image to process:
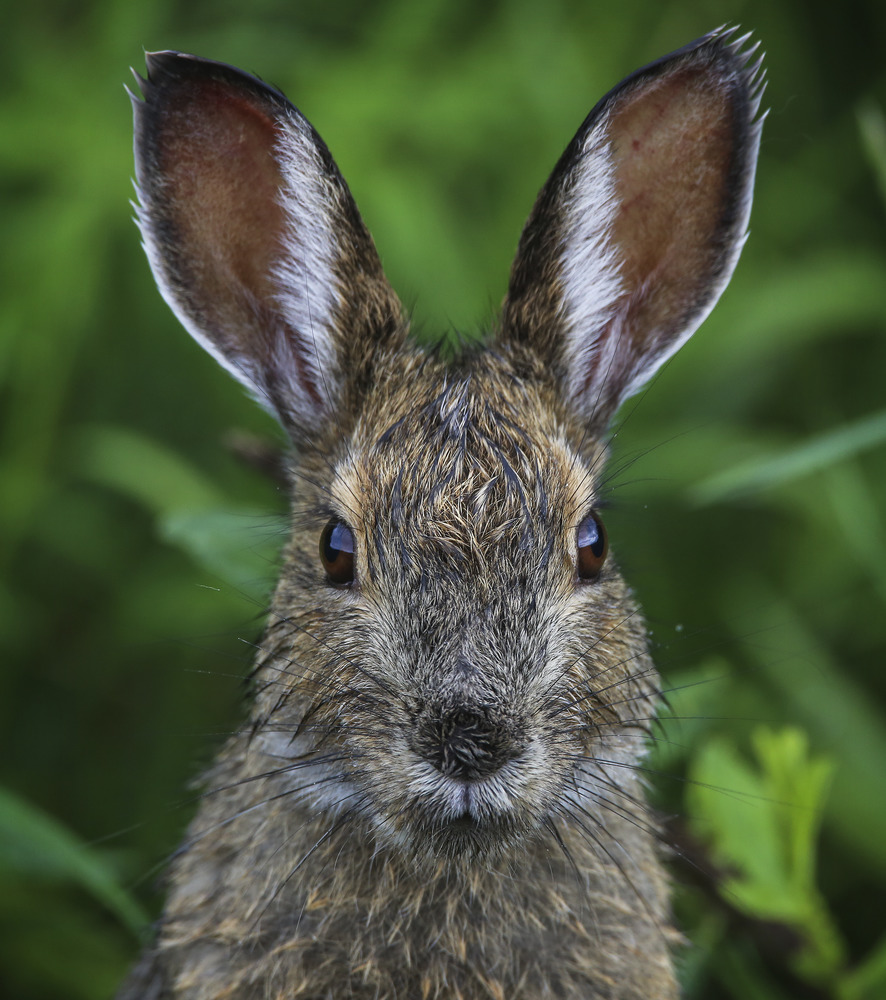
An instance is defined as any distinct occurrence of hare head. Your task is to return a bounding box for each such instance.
[125,28,763,1000]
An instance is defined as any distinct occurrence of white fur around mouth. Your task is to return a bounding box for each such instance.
[411,759,528,826]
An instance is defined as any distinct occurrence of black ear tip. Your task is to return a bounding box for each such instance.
[141,50,226,91]
[142,50,179,82]
[133,50,293,114]
[144,49,186,70]
[131,51,186,103]
[666,26,767,130]
[678,24,764,72]
[124,82,141,109]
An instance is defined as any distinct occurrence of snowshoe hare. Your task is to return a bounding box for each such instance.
[121,27,763,1000]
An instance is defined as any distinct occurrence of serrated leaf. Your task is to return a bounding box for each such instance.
[689,736,800,920]
[688,729,844,984]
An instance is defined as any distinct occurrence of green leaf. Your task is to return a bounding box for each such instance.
[731,590,886,880]
[74,423,282,599]
[74,423,223,515]
[689,410,886,506]
[161,508,281,601]
[857,102,886,212]
[688,728,843,985]
[689,736,798,919]
[0,786,148,936]
[839,935,886,1000]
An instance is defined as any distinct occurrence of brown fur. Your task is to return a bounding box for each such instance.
[121,28,763,1000]
[123,348,678,1000]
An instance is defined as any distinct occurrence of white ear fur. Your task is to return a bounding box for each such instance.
[557,108,757,409]
[268,117,343,415]
[557,127,625,407]
[500,29,765,427]
[132,52,402,439]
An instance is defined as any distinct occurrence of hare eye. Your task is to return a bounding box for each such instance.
[576,512,607,581]
[320,519,356,586]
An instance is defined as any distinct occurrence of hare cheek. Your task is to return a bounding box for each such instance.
[252,731,361,814]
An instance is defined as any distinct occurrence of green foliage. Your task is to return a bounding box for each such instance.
[839,936,886,1000]
[76,424,282,600]
[679,729,886,999]
[0,786,147,935]
[857,102,886,210]
[689,729,842,985]
[0,787,145,998]
[1,1,884,998]
[690,410,886,505]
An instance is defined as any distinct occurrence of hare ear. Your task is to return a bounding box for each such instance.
[500,29,764,427]
[131,52,403,439]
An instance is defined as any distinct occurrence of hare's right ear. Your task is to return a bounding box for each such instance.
[131,52,404,439]
[500,30,764,428]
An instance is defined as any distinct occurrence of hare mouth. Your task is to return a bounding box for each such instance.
[424,797,522,858]
[449,782,486,822]
[444,793,483,836]
[412,772,531,844]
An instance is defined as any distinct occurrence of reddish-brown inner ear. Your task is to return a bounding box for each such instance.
[608,65,734,339]
[156,78,286,325]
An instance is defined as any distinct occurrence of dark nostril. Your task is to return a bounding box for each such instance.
[426,707,514,780]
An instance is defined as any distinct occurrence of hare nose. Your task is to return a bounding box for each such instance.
[426,707,513,780]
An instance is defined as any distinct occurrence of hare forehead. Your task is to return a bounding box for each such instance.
[335,363,605,535]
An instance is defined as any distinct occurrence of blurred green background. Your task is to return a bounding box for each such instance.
[1,0,885,997]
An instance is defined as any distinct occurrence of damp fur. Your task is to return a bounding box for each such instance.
[120,27,764,1000]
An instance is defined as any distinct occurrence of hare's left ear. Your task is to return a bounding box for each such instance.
[131,52,404,441]
[499,29,764,427]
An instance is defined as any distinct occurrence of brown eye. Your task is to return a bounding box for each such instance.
[320,519,355,585]
[576,512,607,581]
